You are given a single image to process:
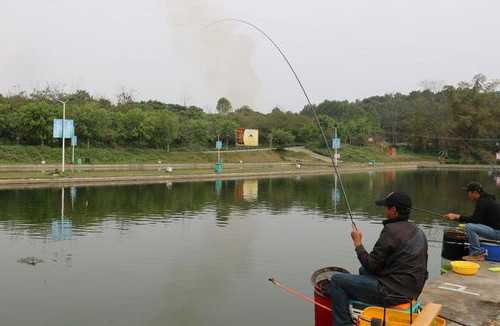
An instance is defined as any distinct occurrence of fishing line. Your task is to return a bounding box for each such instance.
[205,18,357,229]
[411,206,444,217]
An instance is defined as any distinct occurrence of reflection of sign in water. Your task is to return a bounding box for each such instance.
[331,188,341,203]
[53,119,75,139]
[236,128,259,146]
[235,180,258,201]
[215,179,222,195]
[51,220,72,241]
[243,180,258,201]
[70,186,77,207]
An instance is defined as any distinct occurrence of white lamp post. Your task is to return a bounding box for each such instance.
[56,100,66,172]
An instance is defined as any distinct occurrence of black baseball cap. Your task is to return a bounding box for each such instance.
[463,182,483,193]
[375,192,412,213]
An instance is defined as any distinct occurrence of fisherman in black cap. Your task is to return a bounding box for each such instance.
[444,182,500,261]
[329,192,428,326]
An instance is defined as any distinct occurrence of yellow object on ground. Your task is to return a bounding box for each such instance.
[488,267,500,272]
[450,261,480,275]
[358,307,446,326]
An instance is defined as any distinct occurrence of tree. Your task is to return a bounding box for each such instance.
[116,109,147,145]
[210,115,239,146]
[216,97,232,114]
[72,102,116,147]
[116,88,135,105]
[16,102,58,146]
[178,118,211,148]
[143,111,178,151]
[269,129,295,149]
[341,115,380,145]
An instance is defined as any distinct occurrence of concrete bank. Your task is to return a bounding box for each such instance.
[418,163,500,171]
[2,161,495,173]
[420,261,500,325]
[0,162,310,172]
[0,162,424,190]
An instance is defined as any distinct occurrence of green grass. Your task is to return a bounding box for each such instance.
[0,145,311,165]
[0,144,436,166]
[309,144,435,163]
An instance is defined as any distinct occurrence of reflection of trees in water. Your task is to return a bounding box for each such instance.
[0,170,498,236]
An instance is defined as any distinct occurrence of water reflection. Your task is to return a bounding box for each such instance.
[215,179,222,196]
[0,170,498,237]
[235,179,258,202]
[0,170,498,326]
[51,187,73,241]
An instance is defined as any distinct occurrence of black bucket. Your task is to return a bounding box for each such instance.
[441,228,469,260]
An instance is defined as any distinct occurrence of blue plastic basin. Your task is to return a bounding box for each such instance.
[481,242,500,262]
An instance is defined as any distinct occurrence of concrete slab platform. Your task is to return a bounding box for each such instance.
[420,261,500,326]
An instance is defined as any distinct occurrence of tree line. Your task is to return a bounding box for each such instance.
[0,74,499,161]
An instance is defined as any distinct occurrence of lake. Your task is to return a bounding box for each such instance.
[1,169,498,326]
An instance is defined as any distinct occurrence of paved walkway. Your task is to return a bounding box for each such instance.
[285,146,332,163]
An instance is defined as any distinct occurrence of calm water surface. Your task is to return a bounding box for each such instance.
[1,170,499,326]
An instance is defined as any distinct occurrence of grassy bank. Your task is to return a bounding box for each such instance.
[0,145,311,165]
[309,144,436,163]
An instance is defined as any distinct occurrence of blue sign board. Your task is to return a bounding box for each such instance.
[332,138,341,149]
[216,141,223,150]
[53,119,74,139]
[71,135,77,146]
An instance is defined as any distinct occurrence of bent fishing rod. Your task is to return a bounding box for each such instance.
[268,278,331,312]
[206,18,357,229]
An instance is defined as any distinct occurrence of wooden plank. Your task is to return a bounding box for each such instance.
[411,303,442,326]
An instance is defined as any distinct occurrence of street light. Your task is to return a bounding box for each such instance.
[56,99,66,172]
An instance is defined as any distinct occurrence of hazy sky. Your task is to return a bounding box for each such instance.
[1,0,499,112]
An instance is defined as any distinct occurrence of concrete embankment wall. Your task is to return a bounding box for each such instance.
[0,162,306,172]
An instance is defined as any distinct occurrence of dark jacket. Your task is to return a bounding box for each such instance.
[355,217,428,304]
[459,193,500,230]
